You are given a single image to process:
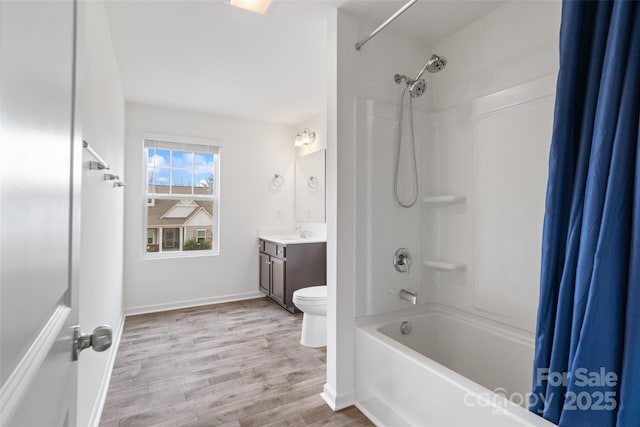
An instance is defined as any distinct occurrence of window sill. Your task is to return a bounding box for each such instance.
[143,250,218,261]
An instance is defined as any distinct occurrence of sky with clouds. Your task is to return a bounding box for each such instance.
[147,149,215,190]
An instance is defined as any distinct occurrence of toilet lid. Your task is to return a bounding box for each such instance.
[293,286,327,301]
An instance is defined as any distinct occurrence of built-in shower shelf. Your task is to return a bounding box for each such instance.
[423,259,467,271]
[422,195,467,207]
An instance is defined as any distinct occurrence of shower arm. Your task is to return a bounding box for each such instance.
[412,61,431,83]
[394,74,413,85]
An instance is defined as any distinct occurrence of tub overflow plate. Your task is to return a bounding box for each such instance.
[400,321,412,335]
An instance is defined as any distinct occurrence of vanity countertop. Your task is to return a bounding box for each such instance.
[258,234,326,245]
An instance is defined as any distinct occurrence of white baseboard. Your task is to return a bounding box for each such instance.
[88,312,125,427]
[354,401,386,427]
[124,291,266,316]
[321,383,355,411]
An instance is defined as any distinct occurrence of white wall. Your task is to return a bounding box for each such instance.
[431,1,561,111]
[123,103,296,313]
[324,9,431,410]
[423,1,562,332]
[78,1,125,426]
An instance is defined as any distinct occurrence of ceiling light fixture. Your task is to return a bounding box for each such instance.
[228,0,272,14]
[294,128,316,147]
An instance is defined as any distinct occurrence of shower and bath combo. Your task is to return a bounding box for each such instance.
[393,54,447,208]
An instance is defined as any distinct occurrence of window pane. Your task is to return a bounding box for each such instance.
[146,198,215,253]
[194,153,214,171]
[146,148,155,168]
[171,170,193,194]
[171,150,193,170]
[153,150,170,168]
[195,172,215,195]
[149,168,170,193]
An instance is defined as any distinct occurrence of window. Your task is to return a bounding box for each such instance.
[147,229,156,244]
[144,137,219,257]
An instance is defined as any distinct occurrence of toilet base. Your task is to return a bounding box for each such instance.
[300,313,326,348]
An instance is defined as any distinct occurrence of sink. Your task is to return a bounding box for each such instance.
[258,233,326,244]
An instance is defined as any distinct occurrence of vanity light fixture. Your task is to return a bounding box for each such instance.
[228,0,272,14]
[294,128,316,147]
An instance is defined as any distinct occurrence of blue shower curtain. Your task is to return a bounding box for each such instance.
[531,1,640,426]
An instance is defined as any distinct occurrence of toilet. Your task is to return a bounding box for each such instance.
[292,286,327,348]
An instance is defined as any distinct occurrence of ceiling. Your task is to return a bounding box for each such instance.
[105,0,506,126]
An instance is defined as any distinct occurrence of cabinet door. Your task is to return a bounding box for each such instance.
[259,252,270,294]
[270,257,285,306]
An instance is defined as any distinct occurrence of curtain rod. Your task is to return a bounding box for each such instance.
[354,0,418,51]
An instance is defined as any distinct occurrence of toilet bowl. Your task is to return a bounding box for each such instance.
[292,286,327,348]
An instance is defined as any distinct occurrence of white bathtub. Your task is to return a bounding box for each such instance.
[355,305,555,427]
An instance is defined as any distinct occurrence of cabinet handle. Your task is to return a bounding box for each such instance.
[266,260,271,265]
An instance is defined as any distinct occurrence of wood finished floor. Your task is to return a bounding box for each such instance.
[100,298,373,427]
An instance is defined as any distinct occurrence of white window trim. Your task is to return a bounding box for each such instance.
[141,133,221,260]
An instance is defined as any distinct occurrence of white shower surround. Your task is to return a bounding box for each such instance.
[328,0,561,410]
[353,74,557,424]
[354,70,555,318]
[354,97,427,317]
[355,305,555,427]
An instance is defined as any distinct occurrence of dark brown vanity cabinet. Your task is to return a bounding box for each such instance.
[259,239,326,313]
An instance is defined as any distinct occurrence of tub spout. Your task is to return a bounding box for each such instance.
[399,289,418,305]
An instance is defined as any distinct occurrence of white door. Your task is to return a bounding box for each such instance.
[1,1,82,425]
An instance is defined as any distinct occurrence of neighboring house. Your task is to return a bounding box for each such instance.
[146,199,214,253]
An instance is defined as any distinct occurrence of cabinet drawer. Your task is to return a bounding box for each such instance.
[263,241,286,259]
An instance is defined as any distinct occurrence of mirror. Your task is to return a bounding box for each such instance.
[295,150,325,222]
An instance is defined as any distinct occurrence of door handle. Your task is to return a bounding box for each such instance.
[72,325,112,361]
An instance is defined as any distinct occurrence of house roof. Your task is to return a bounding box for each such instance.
[147,199,213,228]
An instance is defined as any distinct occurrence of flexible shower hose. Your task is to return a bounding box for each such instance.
[394,85,419,208]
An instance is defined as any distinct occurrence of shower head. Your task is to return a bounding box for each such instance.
[413,54,447,82]
[409,79,426,97]
[426,54,447,73]
[395,53,447,98]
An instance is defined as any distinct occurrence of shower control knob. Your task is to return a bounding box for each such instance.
[393,248,411,273]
